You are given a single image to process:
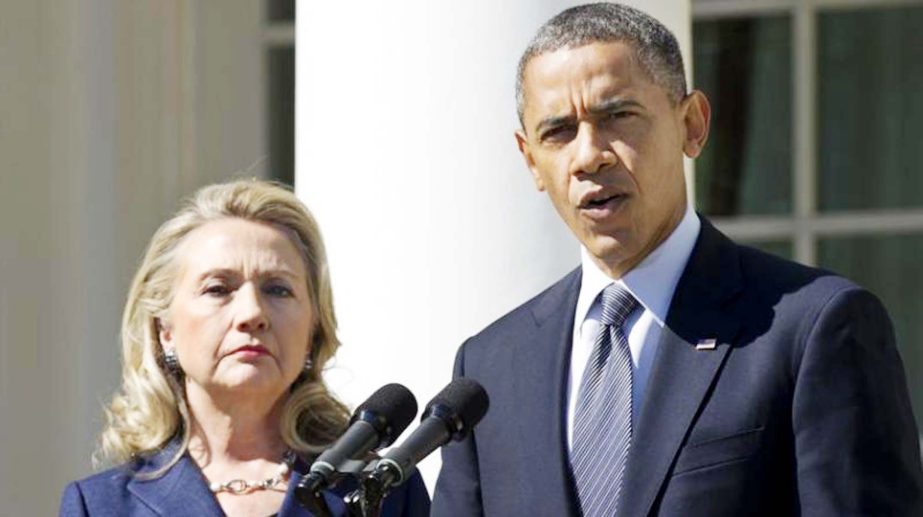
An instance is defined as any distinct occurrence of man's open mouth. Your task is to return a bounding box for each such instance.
[579,192,628,210]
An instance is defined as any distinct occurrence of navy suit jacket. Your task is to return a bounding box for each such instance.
[59,441,431,516]
[433,219,923,516]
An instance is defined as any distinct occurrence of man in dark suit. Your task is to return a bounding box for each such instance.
[432,3,923,516]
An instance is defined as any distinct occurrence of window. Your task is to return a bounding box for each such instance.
[693,0,923,441]
[265,0,296,186]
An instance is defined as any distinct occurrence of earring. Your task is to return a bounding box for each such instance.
[163,349,183,378]
[290,355,313,392]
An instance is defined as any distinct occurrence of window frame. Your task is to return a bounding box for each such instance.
[692,0,923,266]
[264,2,296,185]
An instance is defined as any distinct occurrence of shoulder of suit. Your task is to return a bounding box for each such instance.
[461,267,580,351]
[63,463,138,510]
[727,242,888,352]
[66,449,171,496]
[734,242,860,298]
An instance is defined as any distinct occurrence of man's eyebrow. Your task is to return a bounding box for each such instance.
[588,98,643,115]
[534,114,575,135]
[533,99,644,135]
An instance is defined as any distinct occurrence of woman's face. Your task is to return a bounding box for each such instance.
[159,217,314,401]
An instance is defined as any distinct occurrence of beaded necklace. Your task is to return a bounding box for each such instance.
[208,450,297,495]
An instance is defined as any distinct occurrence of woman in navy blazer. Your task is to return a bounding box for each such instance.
[59,439,429,516]
[59,180,430,516]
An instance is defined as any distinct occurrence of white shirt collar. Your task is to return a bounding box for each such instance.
[575,205,701,329]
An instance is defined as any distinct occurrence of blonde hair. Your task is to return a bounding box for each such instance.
[96,179,350,473]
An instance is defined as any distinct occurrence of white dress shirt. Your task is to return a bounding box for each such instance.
[566,206,701,450]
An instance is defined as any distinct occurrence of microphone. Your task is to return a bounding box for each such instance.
[295,383,417,508]
[369,378,489,490]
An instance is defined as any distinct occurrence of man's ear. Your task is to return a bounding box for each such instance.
[681,90,711,159]
[515,129,546,192]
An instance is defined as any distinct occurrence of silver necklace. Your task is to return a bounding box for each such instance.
[208,450,297,495]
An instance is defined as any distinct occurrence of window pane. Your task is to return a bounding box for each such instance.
[267,0,295,22]
[818,234,923,437]
[268,47,295,186]
[693,16,792,216]
[817,6,923,211]
[738,239,792,260]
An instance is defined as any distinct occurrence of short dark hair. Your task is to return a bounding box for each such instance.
[516,2,687,126]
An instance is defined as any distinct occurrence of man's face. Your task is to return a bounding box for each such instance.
[516,41,709,278]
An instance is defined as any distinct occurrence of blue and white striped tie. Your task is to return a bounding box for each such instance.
[571,284,638,516]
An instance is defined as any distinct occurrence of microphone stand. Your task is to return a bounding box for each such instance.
[297,458,368,516]
[299,490,334,517]
[343,459,400,517]
[343,482,382,517]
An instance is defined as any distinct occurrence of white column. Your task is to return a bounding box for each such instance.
[0,1,266,513]
[296,0,690,490]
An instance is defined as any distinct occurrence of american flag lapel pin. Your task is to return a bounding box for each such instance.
[695,338,717,351]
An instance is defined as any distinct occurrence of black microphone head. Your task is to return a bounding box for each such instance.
[351,383,418,448]
[423,377,489,441]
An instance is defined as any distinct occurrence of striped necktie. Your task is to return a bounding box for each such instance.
[571,283,639,516]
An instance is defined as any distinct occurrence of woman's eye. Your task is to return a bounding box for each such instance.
[203,284,230,296]
[265,284,294,297]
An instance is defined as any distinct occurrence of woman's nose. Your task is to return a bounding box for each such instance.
[234,283,269,332]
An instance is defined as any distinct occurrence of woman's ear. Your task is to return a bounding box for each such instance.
[157,318,174,349]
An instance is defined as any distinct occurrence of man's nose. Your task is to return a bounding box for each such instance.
[234,283,269,333]
[571,123,616,175]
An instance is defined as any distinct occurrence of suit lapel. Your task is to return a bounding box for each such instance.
[127,447,225,516]
[620,219,743,517]
[513,268,582,516]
